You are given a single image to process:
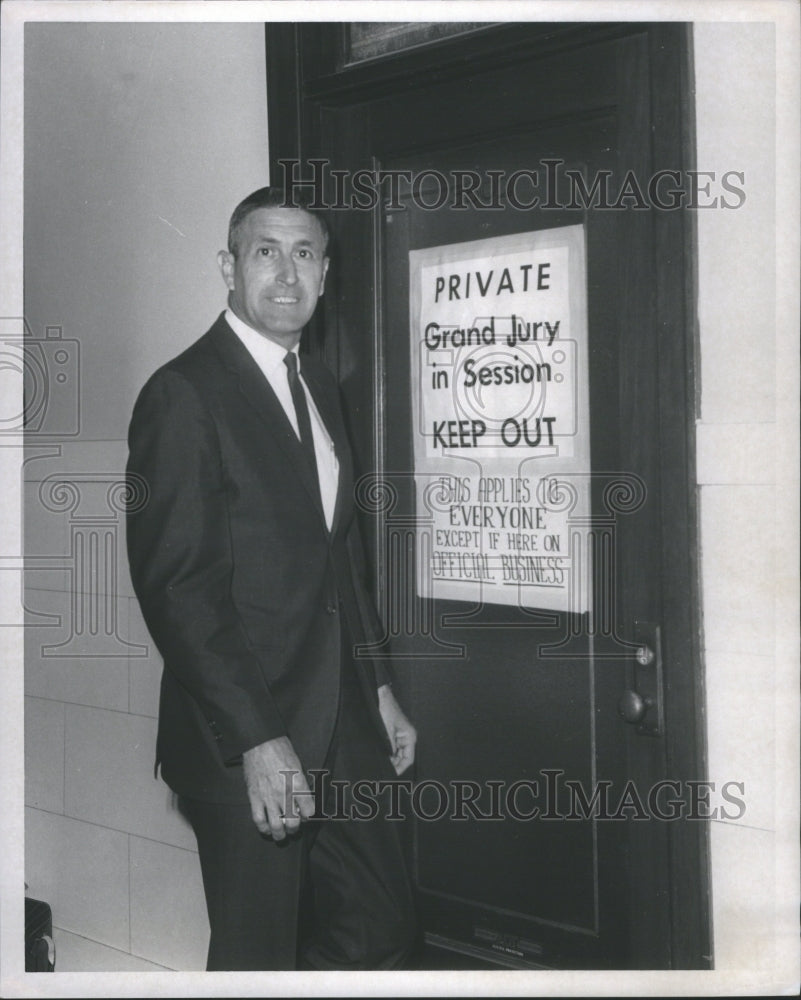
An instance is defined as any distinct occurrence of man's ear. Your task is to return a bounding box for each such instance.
[318,257,330,298]
[217,250,235,290]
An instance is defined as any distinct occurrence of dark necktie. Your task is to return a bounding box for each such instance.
[283,352,321,500]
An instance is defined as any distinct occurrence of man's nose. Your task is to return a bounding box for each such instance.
[276,254,298,284]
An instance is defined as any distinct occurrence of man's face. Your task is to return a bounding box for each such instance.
[218,207,329,348]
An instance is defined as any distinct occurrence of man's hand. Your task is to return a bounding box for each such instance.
[242,736,315,840]
[377,685,417,774]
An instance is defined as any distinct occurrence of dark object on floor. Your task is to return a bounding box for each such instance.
[25,898,55,972]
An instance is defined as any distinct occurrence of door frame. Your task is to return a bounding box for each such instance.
[264,20,710,969]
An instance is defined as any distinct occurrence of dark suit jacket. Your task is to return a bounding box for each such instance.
[126,313,391,804]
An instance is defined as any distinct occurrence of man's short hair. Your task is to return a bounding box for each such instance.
[227,186,330,256]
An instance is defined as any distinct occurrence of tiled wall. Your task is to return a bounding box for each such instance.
[693,23,780,971]
[23,440,210,971]
[23,22,271,971]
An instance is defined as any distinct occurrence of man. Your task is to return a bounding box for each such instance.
[126,186,417,970]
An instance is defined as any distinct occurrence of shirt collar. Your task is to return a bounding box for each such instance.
[225,307,300,375]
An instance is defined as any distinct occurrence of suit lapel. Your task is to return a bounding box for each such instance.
[208,316,328,529]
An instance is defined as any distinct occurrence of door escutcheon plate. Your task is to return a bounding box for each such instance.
[631,620,664,737]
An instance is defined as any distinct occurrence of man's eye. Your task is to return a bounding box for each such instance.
[258,247,275,256]
[295,249,311,259]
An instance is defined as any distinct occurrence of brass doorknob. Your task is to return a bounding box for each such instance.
[618,690,649,724]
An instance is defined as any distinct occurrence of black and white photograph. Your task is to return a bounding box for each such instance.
[1,1,798,995]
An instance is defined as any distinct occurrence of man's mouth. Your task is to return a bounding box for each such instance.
[271,296,300,305]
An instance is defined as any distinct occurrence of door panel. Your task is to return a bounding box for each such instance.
[378,128,631,968]
[267,20,708,969]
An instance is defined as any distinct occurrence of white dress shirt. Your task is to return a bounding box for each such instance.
[225,308,339,531]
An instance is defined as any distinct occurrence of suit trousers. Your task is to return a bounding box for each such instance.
[180,626,417,970]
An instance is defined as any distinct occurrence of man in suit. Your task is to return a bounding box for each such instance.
[126,186,417,970]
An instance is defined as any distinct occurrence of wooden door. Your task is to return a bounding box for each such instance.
[266,21,709,970]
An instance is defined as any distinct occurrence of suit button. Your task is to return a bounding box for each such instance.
[326,604,338,615]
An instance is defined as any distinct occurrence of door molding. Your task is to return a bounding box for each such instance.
[265,20,710,969]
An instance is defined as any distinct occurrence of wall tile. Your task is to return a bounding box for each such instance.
[128,597,161,719]
[53,927,170,971]
[130,836,208,971]
[21,566,70,597]
[22,440,129,483]
[129,655,162,720]
[696,227,775,426]
[696,422,775,486]
[24,696,64,813]
[64,704,196,850]
[695,22,775,429]
[25,588,130,711]
[23,480,69,558]
[25,807,129,951]
[116,515,137,600]
[704,650,774,832]
[699,485,775,655]
[25,652,130,713]
[24,472,134,604]
[710,822,776,971]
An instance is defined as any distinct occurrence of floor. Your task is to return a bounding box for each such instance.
[49,926,502,973]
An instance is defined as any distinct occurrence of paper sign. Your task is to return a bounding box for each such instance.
[409,225,591,612]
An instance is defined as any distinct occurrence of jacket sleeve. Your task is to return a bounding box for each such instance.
[126,368,286,762]
[345,510,394,690]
